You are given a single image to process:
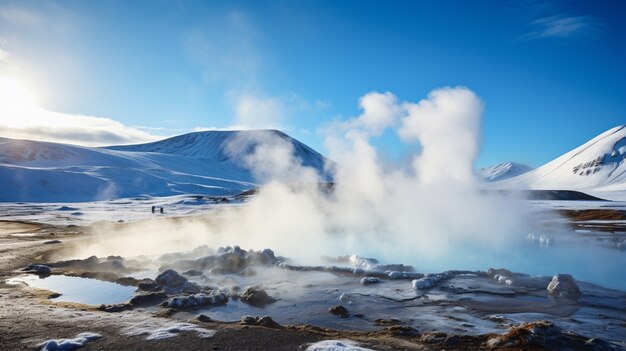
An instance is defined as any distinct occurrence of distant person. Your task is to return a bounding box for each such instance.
[151,206,155,213]
[160,207,164,214]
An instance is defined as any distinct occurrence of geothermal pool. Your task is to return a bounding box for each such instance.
[367,235,626,291]
[7,274,136,305]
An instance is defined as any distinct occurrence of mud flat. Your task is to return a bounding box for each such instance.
[1,219,625,350]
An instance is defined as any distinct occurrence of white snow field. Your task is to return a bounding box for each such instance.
[477,162,533,182]
[493,125,626,196]
[0,130,328,202]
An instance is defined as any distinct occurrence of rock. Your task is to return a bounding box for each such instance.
[98,303,132,312]
[155,269,188,288]
[197,314,213,323]
[329,305,349,318]
[338,293,351,303]
[129,292,167,306]
[421,332,447,344]
[240,315,282,329]
[388,271,423,280]
[155,269,200,293]
[240,316,257,325]
[547,274,581,298]
[182,269,203,277]
[412,271,454,290]
[179,282,201,294]
[137,280,161,292]
[47,256,128,273]
[163,246,284,276]
[166,291,228,309]
[43,240,62,245]
[23,264,52,275]
[374,318,401,326]
[487,268,513,279]
[33,264,52,275]
[485,320,613,350]
[239,287,275,307]
[360,277,381,285]
[257,316,282,328]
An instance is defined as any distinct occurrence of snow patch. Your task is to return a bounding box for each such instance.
[38,332,101,351]
[477,162,533,182]
[122,322,216,340]
[306,340,376,351]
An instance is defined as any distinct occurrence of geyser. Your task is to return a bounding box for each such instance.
[66,86,529,272]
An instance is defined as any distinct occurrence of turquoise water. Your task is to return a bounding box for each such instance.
[8,274,136,305]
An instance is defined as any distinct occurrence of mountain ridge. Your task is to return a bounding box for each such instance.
[477,162,533,182]
[0,130,329,202]
[494,125,626,192]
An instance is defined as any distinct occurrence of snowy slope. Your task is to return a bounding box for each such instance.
[477,162,533,182]
[0,130,329,202]
[107,130,327,172]
[495,125,626,191]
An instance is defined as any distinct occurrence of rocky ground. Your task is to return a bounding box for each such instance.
[0,219,624,351]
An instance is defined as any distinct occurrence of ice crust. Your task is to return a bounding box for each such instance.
[38,332,102,351]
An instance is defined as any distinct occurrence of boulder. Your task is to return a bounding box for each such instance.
[487,268,513,279]
[129,291,167,306]
[155,269,187,288]
[547,274,581,298]
[197,314,213,323]
[165,291,228,309]
[240,315,282,329]
[360,277,381,285]
[32,264,52,275]
[239,287,275,307]
[412,271,454,290]
[329,305,349,318]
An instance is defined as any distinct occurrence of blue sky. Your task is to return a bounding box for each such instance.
[0,0,624,168]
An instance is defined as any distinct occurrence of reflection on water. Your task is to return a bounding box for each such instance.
[358,230,626,291]
[7,274,136,305]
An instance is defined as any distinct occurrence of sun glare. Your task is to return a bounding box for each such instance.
[0,75,40,116]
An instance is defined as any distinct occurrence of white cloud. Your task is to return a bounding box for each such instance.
[0,108,162,146]
[0,47,8,63]
[525,15,599,39]
[230,92,328,130]
[0,75,161,146]
[0,40,163,147]
[0,5,41,26]
[234,93,285,129]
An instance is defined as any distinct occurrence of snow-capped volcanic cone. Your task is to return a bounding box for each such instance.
[477,162,533,182]
[106,129,327,172]
[0,130,329,202]
[495,125,626,192]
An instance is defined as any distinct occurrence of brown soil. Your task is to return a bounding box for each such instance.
[559,209,626,222]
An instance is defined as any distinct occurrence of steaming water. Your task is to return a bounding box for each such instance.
[358,232,626,291]
[7,274,136,305]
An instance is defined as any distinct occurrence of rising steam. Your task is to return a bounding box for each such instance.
[66,86,529,271]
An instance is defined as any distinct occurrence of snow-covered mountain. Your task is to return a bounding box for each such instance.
[0,130,329,202]
[477,162,533,182]
[495,125,626,192]
[106,130,327,171]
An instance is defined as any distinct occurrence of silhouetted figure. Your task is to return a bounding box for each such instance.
[160,207,164,214]
[151,206,155,213]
